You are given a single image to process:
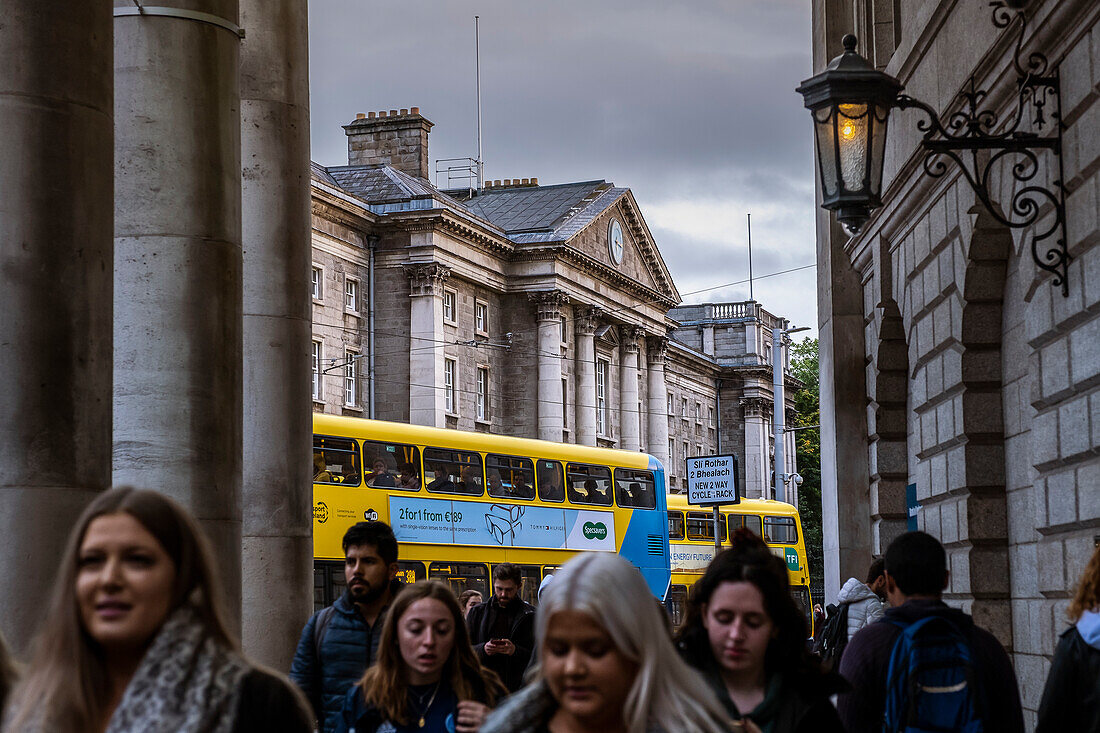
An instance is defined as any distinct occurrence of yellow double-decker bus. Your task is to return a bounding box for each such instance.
[312,415,672,612]
[664,493,812,629]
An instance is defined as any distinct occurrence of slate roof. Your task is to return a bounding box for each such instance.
[460,181,617,237]
[326,165,441,203]
[310,161,338,186]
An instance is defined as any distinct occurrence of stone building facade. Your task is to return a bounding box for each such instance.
[811,0,1100,722]
[309,108,799,499]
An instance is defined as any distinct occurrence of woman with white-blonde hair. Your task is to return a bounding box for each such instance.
[480,552,734,733]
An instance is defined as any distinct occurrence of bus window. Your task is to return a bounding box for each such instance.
[429,561,488,596]
[512,565,541,606]
[423,448,483,496]
[486,454,536,500]
[542,565,561,578]
[668,511,685,540]
[313,560,345,612]
[362,439,421,491]
[536,460,565,502]
[666,584,688,629]
[687,511,726,542]
[313,436,360,485]
[741,514,763,537]
[565,463,613,506]
[396,561,425,585]
[614,468,656,509]
[764,516,798,544]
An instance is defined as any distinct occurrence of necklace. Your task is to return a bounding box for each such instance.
[410,681,441,728]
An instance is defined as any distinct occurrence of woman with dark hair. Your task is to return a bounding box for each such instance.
[4,486,311,733]
[336,581,504,733]
[1036,542,1100,732]
[676,529,846,733]
[458,590,483,619]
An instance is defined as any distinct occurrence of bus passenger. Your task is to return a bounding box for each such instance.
[314,451,335,483]
[486,469,506,496]
[397,463,420,491]
[537,463,564,502]
[427,463,456,493]
[291,521,403,732]
[365,457,396,488]
[676,529,846,733]
[480,553,733,733]
[5,486,312,733]
[335,582,504,733]
[459,464,481,494]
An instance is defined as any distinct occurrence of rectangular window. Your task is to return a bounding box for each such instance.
[344,277,359,312]
[687,511,727,542]
[361,439,422,490]
[614,468,656,509]
[565,463,613,506]
[476,366,489,421]
[681,398,688,419]
[596,358,609,436]
[486,454,536,500]
[667,393,674,415]
[695,402,702,421]
[475,300,488,335]
[763,516,799,544]
[668,511,685,540]
[536,460,565,502]
[344,350,358,406]
[709,406,715,426]
[683,441,690,464]
[444,358,456,414]
[668,439,675,468]
[729,514,764,537]
[313,435,360,485]
[560,314,568,344]
[424,448,483,495]
[443,289,457,325]
[562,378,569,430]
[429,561,488,596]
[311,266,322,300]
[311,341,322,400]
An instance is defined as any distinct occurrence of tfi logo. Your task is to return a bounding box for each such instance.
[314,502,329,524]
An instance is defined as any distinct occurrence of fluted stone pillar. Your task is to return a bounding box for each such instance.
[740,397,770,499]
[574,308,600,446]
[647,337,670,467]
[620,328,642,451]
[239,0,311,668]
[114,0,244,626]
[406,264,449,427]
[0,1,113,653]
[531,292,569,442]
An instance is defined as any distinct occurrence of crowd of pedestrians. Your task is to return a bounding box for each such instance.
[0,487,1098,732]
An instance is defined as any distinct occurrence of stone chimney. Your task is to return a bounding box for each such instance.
[342,107,434,179]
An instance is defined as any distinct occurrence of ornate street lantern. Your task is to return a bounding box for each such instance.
[796,35,902,235]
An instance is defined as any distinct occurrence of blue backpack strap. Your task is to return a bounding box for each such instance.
[313,605,336,662]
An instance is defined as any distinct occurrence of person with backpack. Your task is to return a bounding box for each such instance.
[817,559,887,668]
[837,531,1023,733]
[1035,541,1100,732]
[289,521,404,732]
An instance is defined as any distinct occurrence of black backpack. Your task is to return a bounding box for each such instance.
[815,602,850,670]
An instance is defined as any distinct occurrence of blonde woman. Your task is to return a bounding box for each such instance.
[4,487,311,733]
[1036,542,1100,732]
[480,553,733,733]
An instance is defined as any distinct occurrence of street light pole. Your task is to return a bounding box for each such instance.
[772,324,809,504]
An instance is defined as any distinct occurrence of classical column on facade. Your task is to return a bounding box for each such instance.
[574,307,602,446]
[239,0,312,669]
[114,0,244,627]
[406,264,450,427]
[0,1,113,652]
[646,336,670,467]
[530,291,570,442]
[620,327,644,451]
[739,397,771,499]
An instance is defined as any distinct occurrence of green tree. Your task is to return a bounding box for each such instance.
[789,337,823,599]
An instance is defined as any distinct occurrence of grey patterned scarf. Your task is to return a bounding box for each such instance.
[105,606,250,733]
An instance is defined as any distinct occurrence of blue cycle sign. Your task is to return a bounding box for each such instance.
[686,454,740,505]
[389,496,616,551]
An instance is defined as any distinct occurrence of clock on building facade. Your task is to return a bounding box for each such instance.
[608,218,624,265]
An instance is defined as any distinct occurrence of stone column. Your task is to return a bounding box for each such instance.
[531,292,569,442]
[740,398,770,499]
[647,337,670,467]
[0,1,113,653]
[239,0,311,668]
[114,1,244,625]
[574,307,600,446]
[406,264,450,427]
[620,328,643,451]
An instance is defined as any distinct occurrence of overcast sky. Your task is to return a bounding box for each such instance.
[308,0,818,334]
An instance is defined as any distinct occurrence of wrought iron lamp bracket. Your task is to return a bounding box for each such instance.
[891,2,1068,296]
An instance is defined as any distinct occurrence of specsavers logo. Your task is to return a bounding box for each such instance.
[582,521,608,540]
[314,501,329,524]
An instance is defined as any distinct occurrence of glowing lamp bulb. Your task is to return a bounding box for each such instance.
[841,120,856,140]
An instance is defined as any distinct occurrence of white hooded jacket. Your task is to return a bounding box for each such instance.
[836,577,885,639]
